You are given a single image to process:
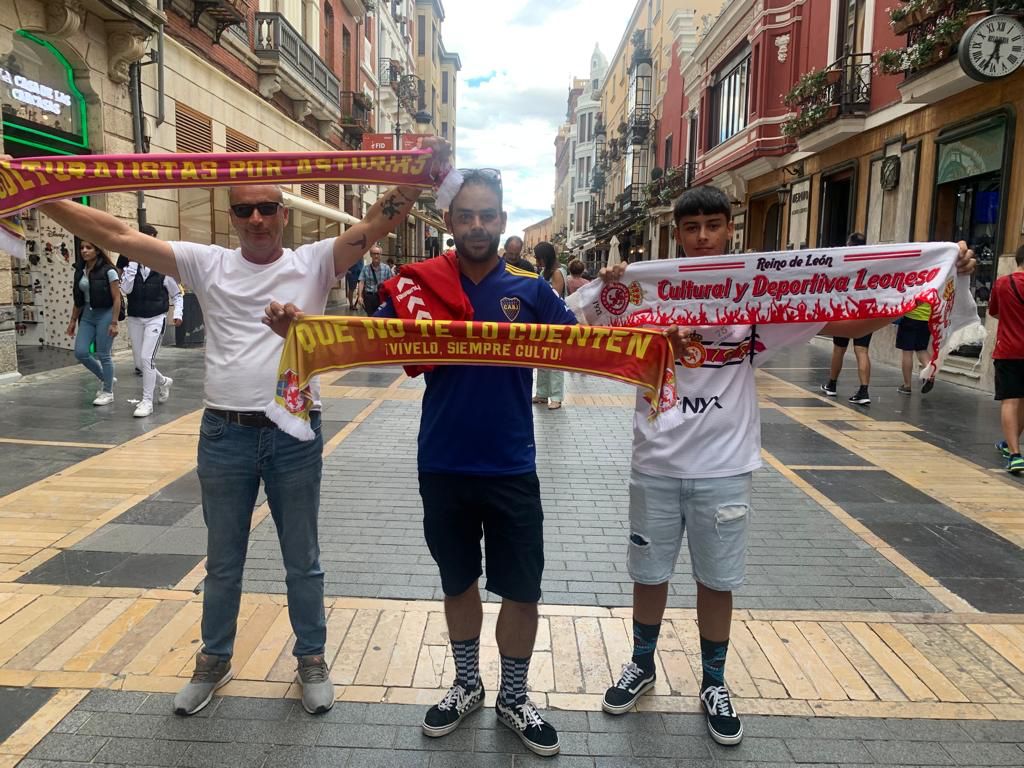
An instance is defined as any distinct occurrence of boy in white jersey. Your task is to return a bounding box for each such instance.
[601,186,974,746]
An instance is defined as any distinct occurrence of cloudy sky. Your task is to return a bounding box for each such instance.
[440,0,636,240]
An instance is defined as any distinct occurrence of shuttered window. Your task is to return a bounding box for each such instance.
[225,128,258,153]
[301,183,319,200]
[174,102,213,153]
[325,183,340,208]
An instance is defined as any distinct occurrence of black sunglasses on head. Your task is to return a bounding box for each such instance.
[230,202,283,218]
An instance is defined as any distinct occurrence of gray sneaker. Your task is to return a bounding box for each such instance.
[173,653,232,716]
[297,654,335,714]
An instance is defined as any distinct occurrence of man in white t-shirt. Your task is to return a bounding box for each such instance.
[600,185,974,748]
[30,139,449,718]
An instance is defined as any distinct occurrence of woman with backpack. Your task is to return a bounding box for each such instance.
[69,241,122,406]
[533,241,567,410]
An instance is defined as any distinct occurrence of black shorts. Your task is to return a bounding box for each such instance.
[419,472,544,603]
[994,359,1024,400]
[833,334,872,349]
[896,318,931,351]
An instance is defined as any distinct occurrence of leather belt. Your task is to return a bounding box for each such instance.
[205,408,277,429]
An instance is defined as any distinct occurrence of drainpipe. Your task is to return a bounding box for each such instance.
[128,60,147,227]
[155,0,165,126]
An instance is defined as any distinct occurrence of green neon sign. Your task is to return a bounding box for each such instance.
[2,30,88,149]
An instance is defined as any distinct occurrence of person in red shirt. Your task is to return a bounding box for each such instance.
[989,244,1024,474]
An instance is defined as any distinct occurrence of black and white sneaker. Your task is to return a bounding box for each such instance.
[700,684,743,746]
[848,390,871,405]
[819,382,837,397]
[496,698,560,756]
[422,681,483,737]
[602,661,656,714]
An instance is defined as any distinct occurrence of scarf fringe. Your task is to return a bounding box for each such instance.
[434,168,464,211]
[264,400,316,441]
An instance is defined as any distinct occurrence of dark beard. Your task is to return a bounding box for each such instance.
[454,232,500,263]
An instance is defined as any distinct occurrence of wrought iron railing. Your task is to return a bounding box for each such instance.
[782,51,872,138]
[340,92,370,131]
[379,57,403,89]
[254,13,339,104]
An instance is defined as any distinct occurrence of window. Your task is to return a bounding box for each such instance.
[418,15,425,55]
[418,78,425,109]
[708,48,750,148]
[587,113,593,142]
[442,71,449,103]
[342,28,352,91]
[664,135,673,169]
[836,0,867,58]
[324,4,335,65]
[578,114,586,139]
[441,121,448,138]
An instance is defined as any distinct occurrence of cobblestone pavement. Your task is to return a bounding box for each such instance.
[1,347,1023,767]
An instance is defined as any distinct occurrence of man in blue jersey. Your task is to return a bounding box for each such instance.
[388,170,574,756]
[268,170,575,754]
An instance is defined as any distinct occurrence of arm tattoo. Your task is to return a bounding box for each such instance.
[345,234,368,250]
[396,188,419,203]
[381,195,402,219]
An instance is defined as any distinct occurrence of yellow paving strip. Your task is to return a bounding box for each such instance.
[759,370,1024,547]
[0,688,88,762]
[0,437,117,449]
[1,592,1020,719]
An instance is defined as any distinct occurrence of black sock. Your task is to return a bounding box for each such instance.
[631,620,661,675]
[826,379,837,389]
[499,654,531,707]
[855,385,868,395]
[700,636,729,690]
[451,637,480,690]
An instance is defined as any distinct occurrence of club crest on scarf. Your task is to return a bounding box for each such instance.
[275,369,304,414]
[600,281,644,316]
[499,296,521,322]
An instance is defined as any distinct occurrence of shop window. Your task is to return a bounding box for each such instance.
[819,166,856,248]
[932,116,1010,329]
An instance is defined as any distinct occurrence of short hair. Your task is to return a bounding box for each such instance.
[1016,243,1024,267]
[453,169,503,211]
[139,224,158,238]
[673,185,731,223]
[846,232,867,247]
[504,235,523,249]
[227,184,284,205]
[568,259,585,276]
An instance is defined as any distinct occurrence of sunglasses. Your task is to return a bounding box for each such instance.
[458,168,502,186]
[230,202,283,218]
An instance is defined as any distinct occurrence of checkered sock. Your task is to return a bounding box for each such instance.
[499,654,531,707]
[700,636,729,690]
[451,636,480,690]
[631,620,661,675]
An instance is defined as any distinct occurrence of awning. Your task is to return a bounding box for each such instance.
[281,191,361,227]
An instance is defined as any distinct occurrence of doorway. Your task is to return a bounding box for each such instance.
[819,169,855,248]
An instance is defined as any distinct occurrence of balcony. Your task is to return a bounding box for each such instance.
[645,164,692,211]
[190,0,246,44]
[782,52,872,153]
[254,13,340,134]
[379,57,403,90]
[880,0,990,105]
[340,91,371,134]
[628,105,651,145]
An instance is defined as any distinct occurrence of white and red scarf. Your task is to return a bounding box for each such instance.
[568,242,983,380]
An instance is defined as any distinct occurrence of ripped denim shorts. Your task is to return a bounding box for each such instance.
[625,469,752,591]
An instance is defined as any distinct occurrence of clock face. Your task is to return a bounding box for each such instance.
[960,15,1024,82]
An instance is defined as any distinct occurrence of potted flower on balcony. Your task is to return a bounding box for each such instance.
[876,48,909,75]
[889,0,942,35]
[783,68,829,108]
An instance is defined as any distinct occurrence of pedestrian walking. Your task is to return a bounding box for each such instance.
[600,185,975,747]
[345,258,363,311]
[69,241,121,406]
[533,242,567,410]
[356,245,392,315]
[821,232,873,404]
[990,244,1024,475]
[566,259,589,295]
[121,224,183,418]
[896,301,935,395]
[503,235,527,271]
[19,136,449,718]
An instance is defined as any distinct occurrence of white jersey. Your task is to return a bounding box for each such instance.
[632,323,823,479]
[171,239,337,411]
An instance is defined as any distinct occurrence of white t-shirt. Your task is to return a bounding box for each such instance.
[632,322,823,479]
[171,239,337,410]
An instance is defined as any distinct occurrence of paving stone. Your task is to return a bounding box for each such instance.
[51,710,93,734]
[394,724,475,751]
[629,732,711,759]
[939,742,1024,765]
[212,697,299,721]
[428,752,514,768]
[27,733,109,763]
[94,737,187,766]
[318,722,399,749]
[0,686,56,742]
[784,738,874,764]
[77,690,151,714]
[864,740,955,765]
[178,741,272,768]
[710,737,794,763]
[76,712,165,738]
[346,748,434,767]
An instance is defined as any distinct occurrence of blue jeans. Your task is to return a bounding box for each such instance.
[74,306,115,392]
[197,410,326,658]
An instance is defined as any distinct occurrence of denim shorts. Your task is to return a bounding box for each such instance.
[626,469,752,591]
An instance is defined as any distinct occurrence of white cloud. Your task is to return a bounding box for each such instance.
[441,1,635,240]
